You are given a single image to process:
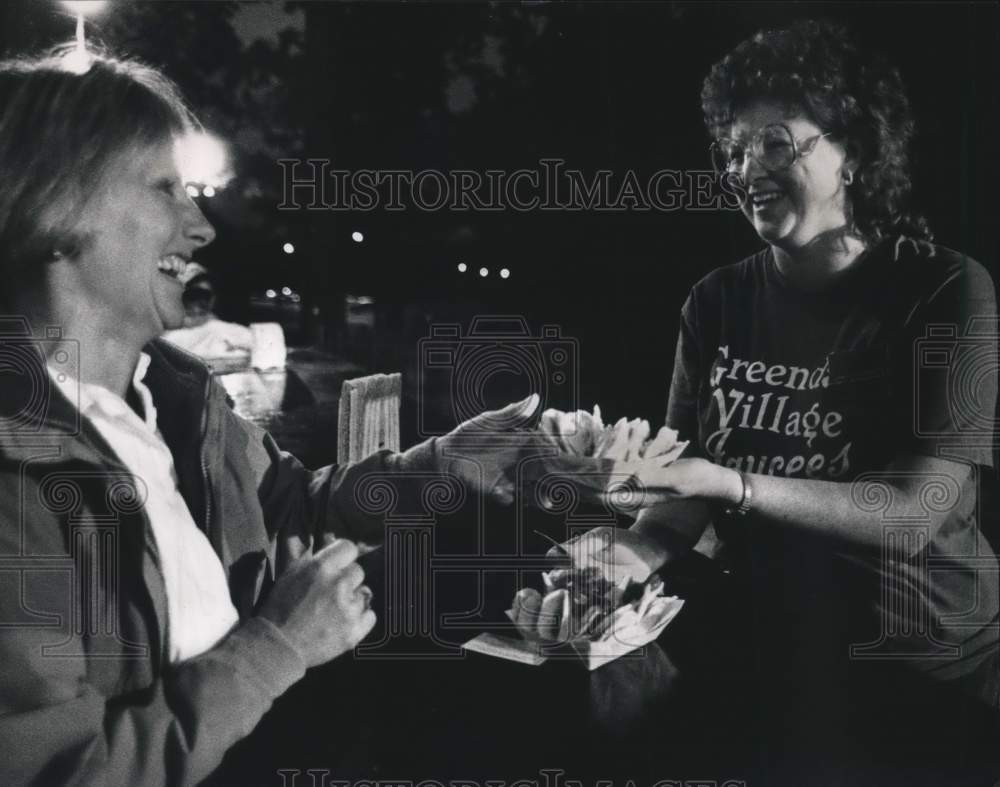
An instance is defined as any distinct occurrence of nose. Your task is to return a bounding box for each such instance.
[739,147,768,184]
[184,200,216,249]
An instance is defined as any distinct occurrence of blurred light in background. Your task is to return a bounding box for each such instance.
[61,1,108,13]
[282,242,295,254]
[62,47,92,75]
[351,231,364,243]
[500,268,510,279]
[186,184,201,198]
[457,263,467,273]
[265,289,277,299]
[60,1,108,75]
[176,132,232,189]
[479,267,489,278]
[281,286,292,296]
[202,185,216,198]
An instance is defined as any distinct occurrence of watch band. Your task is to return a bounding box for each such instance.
[725,472,753,516]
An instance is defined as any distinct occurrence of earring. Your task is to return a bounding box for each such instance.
[843,169,854,186]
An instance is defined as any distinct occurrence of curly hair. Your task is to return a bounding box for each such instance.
[701,18,932,244]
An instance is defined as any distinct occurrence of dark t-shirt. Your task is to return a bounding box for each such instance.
[667,234,999,683]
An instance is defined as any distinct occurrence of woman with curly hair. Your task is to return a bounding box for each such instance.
[565,18,998,784]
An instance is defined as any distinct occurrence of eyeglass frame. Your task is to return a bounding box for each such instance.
[710,123,833,176]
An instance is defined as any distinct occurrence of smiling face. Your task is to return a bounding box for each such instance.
[68,137,215,342]
[727,100,854,250]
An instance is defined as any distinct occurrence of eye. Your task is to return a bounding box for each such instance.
[762,139,792,155]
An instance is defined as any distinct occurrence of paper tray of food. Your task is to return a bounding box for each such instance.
[552,595,685,670]
[463,569,684,671]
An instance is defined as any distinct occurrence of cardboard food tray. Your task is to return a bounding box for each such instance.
[463,595,685,671]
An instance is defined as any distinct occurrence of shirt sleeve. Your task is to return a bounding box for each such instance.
[665,291,704,457]
[893,254,998,467]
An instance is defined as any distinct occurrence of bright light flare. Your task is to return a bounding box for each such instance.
[175,132,232,190]
[351,231,364,243]
[58,2,107,75]
[457,263,467,273]
[61,1,108,15]
[282,243,295,255]
[62,46,92,75]
[479,267,489,278]
[500,268,510,279]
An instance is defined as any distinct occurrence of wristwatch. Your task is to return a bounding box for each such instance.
[725,472,753,516]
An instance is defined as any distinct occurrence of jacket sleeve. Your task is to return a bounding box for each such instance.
[236,406,441,569]
[0,467,307,787]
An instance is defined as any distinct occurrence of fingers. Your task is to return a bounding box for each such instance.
[462,392,540,433]
[314,538,359,572]
[344,584,373,622]
[319,531,380,557]
[513,588,542,631]
[341,579,376,648]
[352,608,377,644]
[537,588,566,640]
[343,580,376,646]
[496,392,540,419]
[318,531,339,550]
[335,562,366,604]
[518,392,541,417]
[561,528,611,566]
[545,542,569,561]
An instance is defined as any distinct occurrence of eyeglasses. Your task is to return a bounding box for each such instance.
[710,124,831,176]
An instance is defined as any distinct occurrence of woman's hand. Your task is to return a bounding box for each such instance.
[548,526,670,584]
[257,538,375,668]
[547,526,670,584]
[434,393,542,505]
[627,457,743,507]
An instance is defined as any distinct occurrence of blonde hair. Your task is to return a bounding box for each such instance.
[0,44,198,281]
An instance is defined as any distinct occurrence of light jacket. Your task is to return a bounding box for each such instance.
[0,336,433,786]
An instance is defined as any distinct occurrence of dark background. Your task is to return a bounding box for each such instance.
[1,1,996,446]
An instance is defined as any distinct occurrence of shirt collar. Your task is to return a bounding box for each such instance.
[46,351,158,432]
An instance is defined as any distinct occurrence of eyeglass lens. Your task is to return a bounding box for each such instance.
[713,124,796,174]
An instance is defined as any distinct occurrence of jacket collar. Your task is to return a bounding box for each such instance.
[0,336,211,467]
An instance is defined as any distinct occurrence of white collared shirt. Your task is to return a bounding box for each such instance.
[48,353,239,663]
